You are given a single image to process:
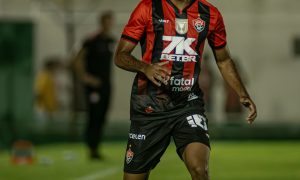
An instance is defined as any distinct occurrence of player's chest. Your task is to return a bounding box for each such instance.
[148,8,211,39]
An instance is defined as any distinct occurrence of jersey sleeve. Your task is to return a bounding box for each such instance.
[121,0,150,44]
[208,10,227,49]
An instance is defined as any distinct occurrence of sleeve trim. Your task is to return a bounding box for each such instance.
[210,42,227,50]
[121,34,139,44]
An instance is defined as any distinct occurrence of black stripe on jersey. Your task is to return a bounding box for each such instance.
[170,5,188,78]
[193,2,210,100]
[197,2,210,48]
[194,2,210,77]
[140,32,147,57]
[145,0,164,95]
[121,34,139,44]
[152,0,164,63]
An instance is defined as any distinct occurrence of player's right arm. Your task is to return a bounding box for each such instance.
[115,40,169,87]
[114,0,169,86]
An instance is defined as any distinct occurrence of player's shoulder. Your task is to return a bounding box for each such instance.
[137,0,152,7]
[83,31,100,43]
[197,0,221,15]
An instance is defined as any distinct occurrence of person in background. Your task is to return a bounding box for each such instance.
[73,11,115,160]
[35,57,61,125]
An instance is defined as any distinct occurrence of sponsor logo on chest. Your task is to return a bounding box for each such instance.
[161,36,197,62]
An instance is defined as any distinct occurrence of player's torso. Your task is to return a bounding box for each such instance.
[131,0,216,119]
[85,35,114,81]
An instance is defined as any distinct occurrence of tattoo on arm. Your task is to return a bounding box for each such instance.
[114,40,148,73]
[120,52,147,72]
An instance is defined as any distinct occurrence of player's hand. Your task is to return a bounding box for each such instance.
[83,74,102,88]
[240,97,257,124]
[144,61,171,87]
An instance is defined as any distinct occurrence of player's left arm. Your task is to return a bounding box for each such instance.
[213,46,257,124]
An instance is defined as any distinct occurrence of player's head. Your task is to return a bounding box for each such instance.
[44,56,61,72]
[98,10,114,33]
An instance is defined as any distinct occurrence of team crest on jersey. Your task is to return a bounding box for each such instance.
[175,18,188,34]
[193,17,206,33]
[126,146,134,164]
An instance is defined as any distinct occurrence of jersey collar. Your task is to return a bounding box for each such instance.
[166,0,197,13]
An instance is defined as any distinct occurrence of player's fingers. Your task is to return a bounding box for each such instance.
[151,76,162,87]
[247,105,257,124]
[157,66,171,76]
[157,61,169,66]
[154,73,168,85]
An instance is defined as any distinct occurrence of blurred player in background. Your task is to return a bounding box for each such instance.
[35,57,61,125]
[74,11,115,160]
[115,0,257,179]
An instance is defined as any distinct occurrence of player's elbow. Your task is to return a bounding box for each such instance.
[114,51,124,69]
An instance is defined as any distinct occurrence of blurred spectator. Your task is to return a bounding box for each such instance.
[34,57,61,125]
[73,11,115,160]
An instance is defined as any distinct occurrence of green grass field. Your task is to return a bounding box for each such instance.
[0,141,300,180]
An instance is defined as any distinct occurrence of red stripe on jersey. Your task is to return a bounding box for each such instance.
[183,7,199,81]
[162,0,176,74]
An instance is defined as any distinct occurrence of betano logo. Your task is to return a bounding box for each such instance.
[170,77,195,92]
[161,36,197,62]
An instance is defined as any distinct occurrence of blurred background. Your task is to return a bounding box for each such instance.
[0,0,300,180]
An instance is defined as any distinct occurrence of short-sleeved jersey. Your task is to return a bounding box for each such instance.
[121,0,227,121]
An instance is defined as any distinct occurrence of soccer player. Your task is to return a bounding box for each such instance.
[114,0,257,179]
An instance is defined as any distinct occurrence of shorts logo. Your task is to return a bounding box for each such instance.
[145,106,154,114]
[186,114,208,131]
[193,17,206,33]
[126,145,134,164]
[129,133,146,140]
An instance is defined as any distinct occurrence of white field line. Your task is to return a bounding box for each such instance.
[73,167,119,180]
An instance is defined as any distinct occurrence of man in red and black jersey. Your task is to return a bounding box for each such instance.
[115,0,257,179]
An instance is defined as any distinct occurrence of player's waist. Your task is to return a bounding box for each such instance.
[130,104,205,121]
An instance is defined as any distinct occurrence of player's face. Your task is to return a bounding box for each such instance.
[102,17,114,32]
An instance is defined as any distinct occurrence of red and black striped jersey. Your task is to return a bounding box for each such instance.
[121,0,227,120]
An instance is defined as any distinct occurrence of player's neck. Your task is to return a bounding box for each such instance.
[170,0,193,10]
[99,29,111,37]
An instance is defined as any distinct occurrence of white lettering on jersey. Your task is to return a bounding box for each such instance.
[161,36,197,62]
[169,77,195,92]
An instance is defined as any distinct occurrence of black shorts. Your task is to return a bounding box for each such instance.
[123,110,210,174]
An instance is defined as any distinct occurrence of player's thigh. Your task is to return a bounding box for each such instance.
[124,120,171,174]
[182,142,210,173]
[173,113,210,159]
